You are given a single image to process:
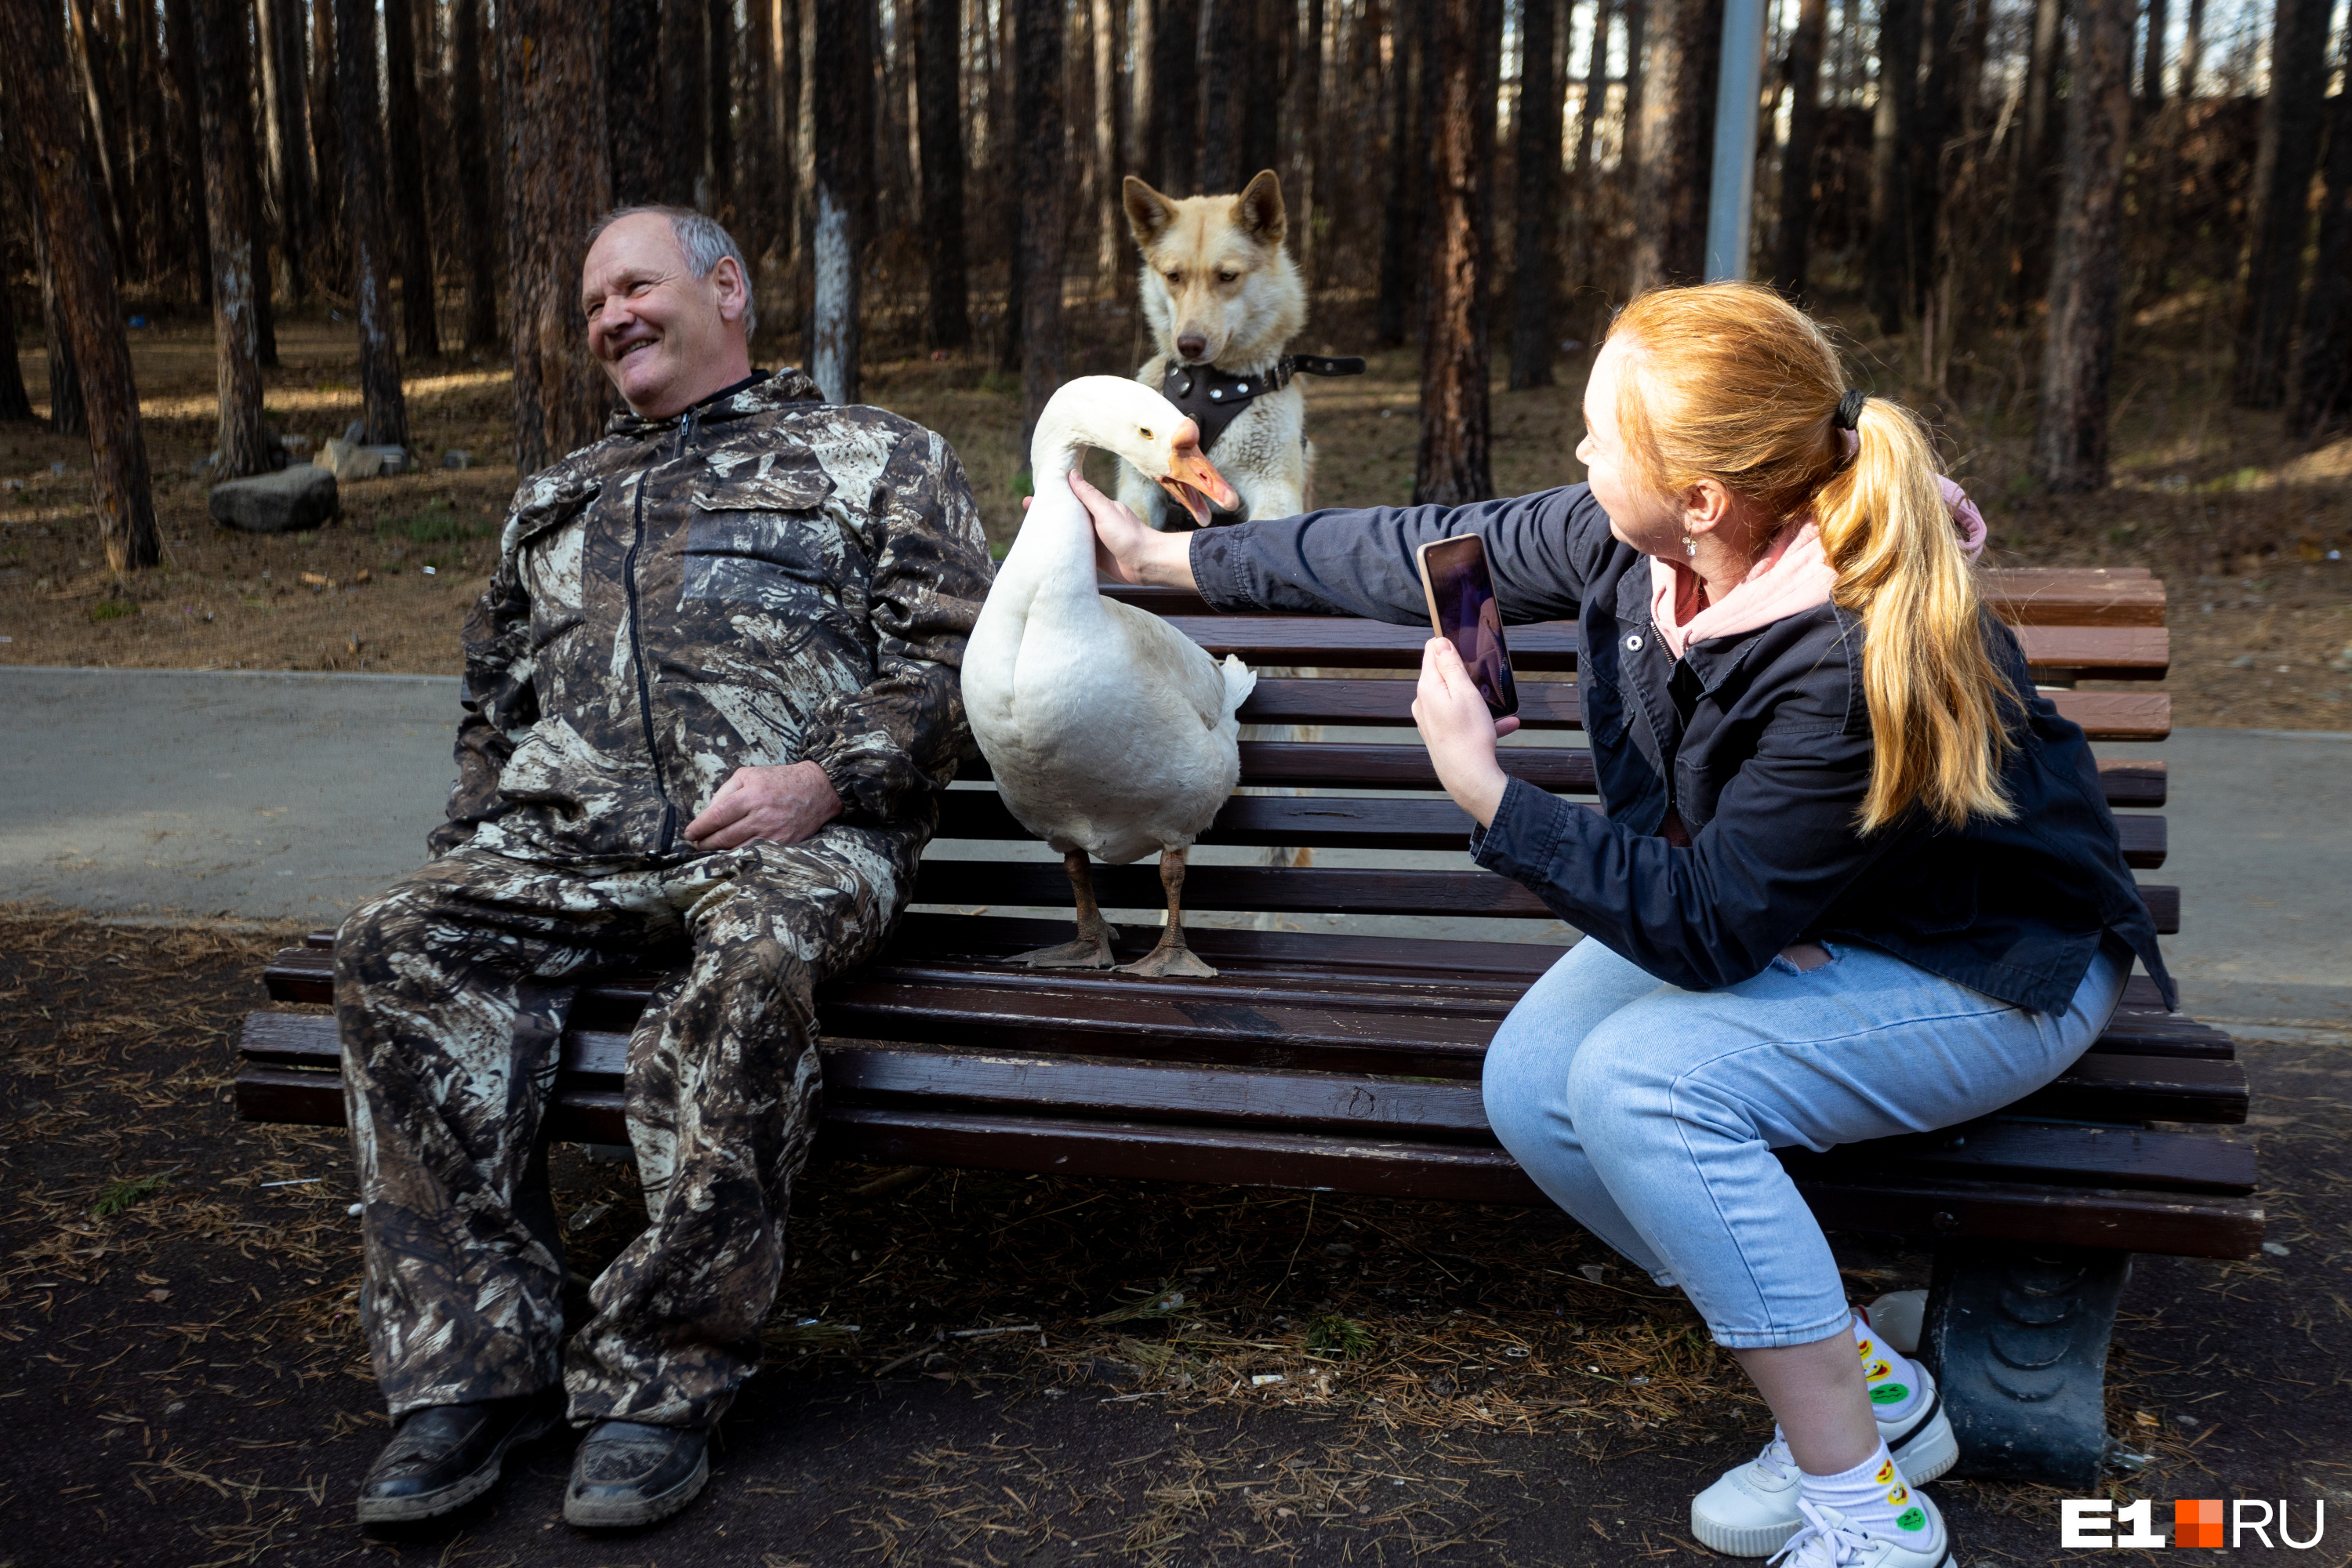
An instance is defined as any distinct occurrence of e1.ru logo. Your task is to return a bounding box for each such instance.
[2062,1497,2327,1548]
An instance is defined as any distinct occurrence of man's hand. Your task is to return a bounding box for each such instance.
[684,762,842,851]
[1412,637,1520,829]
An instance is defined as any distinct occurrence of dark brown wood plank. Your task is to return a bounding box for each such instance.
[2098,760,2168,808]
[914,861,1563,919]
[2011,625,2169,679]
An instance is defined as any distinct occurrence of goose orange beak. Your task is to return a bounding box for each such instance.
[1156,419,1242,527]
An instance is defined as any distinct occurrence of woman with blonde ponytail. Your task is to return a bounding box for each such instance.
[1080,281,2168,1568]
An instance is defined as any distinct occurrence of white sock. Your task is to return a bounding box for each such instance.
[1799,1439,1943,1549]
[1852,1309,1926,1419]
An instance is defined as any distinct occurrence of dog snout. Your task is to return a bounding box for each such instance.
[1175,332,1209,362]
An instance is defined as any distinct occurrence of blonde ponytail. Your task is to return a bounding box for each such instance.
[1606,283,2014,832]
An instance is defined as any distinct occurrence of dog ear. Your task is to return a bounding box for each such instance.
[1123,176,1179,248]
[1236,170,1287,247]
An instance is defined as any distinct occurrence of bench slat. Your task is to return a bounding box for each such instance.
[1154,616,2168,680]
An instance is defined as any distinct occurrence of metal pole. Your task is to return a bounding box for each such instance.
[1705,0,1768,280]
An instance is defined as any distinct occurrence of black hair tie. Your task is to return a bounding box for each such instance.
[1833,389,1868,430]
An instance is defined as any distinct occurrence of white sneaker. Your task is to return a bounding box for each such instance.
[1767,1496,1955,1567]
[1690,1367,1958,1557]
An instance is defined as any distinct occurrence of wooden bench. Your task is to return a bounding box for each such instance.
[234,565,2257,1488]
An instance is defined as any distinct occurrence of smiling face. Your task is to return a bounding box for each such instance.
[1578,336,1693,559]
[581,212,753,419]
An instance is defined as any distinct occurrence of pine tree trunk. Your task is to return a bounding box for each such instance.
[2034,0,2132,491]
[1910,0,1957,317]
[1377,0,1421,347]
[609,0,666,205]
[1012,0,1065,445]
[257,0,313,300]
[5,0,158,571]
[1772,0,1827,296]
[778,0,800,263]
[307,0,342,264]
[810,0,873,404]
[708,0,735,218]
[192,0,267,477]
[1,162,39,421]
[2287,78,2352,437]
[1508,0,1563,389]
[1619,0,1648,183]
[2007,0,2064,310]
[334,0,409,448]
[1627,0,1719,292]
[160,0,212,305]
[452,0,499,352]
[382,0,440,360]
[744,0,775,266]
[503,0,610,471]
[1294,0,1321,285]
[918,0,972,348]
[2142,0,2167,108]
[0,245,31,420]
[129,0,176,286]
[1416,0,1497,506]
[65,0,132,267]
[39,226,89,437]
[1093,0,1120,281]
[662,0,710,205]
[2230,0,2333,409]
[1866,0,1920,332]
[1152,0,1201,193]
[245,87,280,371]
[2180,0,2204,98]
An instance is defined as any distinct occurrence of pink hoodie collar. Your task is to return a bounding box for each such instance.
[1646,477,1988,661]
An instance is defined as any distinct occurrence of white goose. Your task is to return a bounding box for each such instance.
[965,376,1250,978]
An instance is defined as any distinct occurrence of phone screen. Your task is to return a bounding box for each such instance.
[1416,535,1519,718]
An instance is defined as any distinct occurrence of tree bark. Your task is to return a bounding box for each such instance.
[502,0,610,472]
[1508,0,1563,389]
[2230,0,2334,409]
[1152,0,1201,193]
[0,244,31,420]
[2288,77,2352,437]
[452,0,500,352]
[2007,0,2065,309]
[662,0,709,205]
[810,0,873,404]
[1416,0,1497,506]
[65,0,132,267]
[1092,0,1120,282]
[744,0,775,266]
[334,0,410,448]
[2142,0,2166,109]
[307,0,342,262]
[382,0,440,360]
[1773,0,1828,296]
[1866,0,1921,331]
[2034,0,2132,491]
[1013,0,1066,446]
[257,0,313,300]
[1620,0,1648,183]
[1910,0,1958,317]
[38,224,89,437]
[708,0,735,218]
[917,0,972,348]
[609,0,666,205]
[128,0,176,285]
[1628,0,1720,291]
[192,0,267,477]
[2180,0,2204,99]
[159,0,212,304]
[1377,0,1421,347]
[4,0,158,571]
[245,75,280,371]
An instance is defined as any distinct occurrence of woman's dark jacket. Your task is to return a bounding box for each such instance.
[1189,484,2174,1015]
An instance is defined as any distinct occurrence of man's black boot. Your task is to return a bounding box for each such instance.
[354,1392,559,1525]
[563,1419,711,1528]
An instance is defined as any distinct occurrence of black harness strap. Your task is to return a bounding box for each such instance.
[1160,354,1367,454]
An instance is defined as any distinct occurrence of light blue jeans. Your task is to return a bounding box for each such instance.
[1481,937,2128,1349]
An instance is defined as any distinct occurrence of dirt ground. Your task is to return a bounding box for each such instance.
[2,299,2347,728]
[2,903,2346,1567]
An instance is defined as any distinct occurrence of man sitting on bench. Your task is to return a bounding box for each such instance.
[339,207,993,1532]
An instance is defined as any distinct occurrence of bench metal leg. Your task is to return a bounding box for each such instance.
[1920,1241,2132,1489]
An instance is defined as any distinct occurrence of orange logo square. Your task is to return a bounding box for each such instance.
[2174,1499,2225,1548]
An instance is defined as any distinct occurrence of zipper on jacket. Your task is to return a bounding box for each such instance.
[622,466,679,852]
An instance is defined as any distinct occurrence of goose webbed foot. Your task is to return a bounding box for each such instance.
[1112,847,1220,979]
[1017,849,1122,969]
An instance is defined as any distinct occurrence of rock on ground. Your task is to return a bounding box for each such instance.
[207,464,339,535]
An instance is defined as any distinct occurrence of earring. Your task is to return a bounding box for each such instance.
[1683,534,1697,557]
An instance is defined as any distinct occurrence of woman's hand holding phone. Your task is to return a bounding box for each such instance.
[1414,637,1520,828]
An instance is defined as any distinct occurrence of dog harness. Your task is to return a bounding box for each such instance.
[1160,354,1367,454]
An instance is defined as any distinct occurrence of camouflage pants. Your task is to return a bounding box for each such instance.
[335,826,920,1428]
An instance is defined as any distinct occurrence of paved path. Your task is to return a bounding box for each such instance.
[2,667,2343,1029]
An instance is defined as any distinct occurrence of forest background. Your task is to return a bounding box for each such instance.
[0,0,2348,728]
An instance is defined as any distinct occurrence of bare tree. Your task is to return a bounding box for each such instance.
[0,165,37,422]
[1377,0,1421,347]
[257,0,314,300]
[36,225,87,436]
[1013,0,1067,445]
[2288,53,2352,437]
[2035,0,2132,490]
[662,0,709,205]
[810,0,874,403]
[192,0,267,477]
[160,0,212,303]
[2230,0,2334,408]
[306,0,342,263]
[609,0,666,205]
[334,0,410,448]
[1417,0,1499,505]
[2142,0,2167,109]
[502,0,610,471]
[1509,0,1563,388]
[707,0,735,217]
[744,0,776,266]
[2005,0,2066,310]
[2,0,158,571]
[382,0,440,359]
[452,0,500,352]
[1151,0,1201,193]
[1773,0,1828,295]
[1628,0,1720,290]
[2180,0,2205,98]
[917,0,971,348]
[64,0,132,263]
[1866,0,1921,331]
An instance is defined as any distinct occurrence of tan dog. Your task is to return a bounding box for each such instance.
[1116,170,1316,528]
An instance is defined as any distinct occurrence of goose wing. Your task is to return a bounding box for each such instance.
[1103,597,1243,728]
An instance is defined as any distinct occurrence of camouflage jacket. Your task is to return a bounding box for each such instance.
[431,369,994,863]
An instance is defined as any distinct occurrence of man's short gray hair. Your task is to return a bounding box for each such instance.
[585,205,757,336]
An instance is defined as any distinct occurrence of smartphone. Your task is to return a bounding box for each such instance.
[1415,534,1519,718]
